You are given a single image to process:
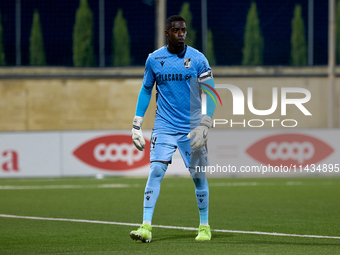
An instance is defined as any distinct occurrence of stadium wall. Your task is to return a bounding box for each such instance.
[0,66,339,131]
[0,129,339,178]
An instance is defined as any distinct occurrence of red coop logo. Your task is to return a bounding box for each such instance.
[73,134,150,171]
[246,134,333,166]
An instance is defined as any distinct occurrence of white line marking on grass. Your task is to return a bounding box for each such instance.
[0,184,140,190]
[0,214,339,240]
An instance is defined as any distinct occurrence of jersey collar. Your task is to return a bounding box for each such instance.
[165,45,187,58]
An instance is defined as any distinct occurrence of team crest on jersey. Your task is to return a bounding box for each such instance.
[184,58,191,68]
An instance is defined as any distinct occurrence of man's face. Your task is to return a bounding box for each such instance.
[166,21,187,48]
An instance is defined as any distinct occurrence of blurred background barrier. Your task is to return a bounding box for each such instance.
[0,129,338,178]
[0,66,339,131]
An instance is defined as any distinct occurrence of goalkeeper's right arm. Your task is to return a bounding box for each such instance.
[131,84,153,151]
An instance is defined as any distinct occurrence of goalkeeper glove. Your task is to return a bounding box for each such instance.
[187,115,212,150]
[132,116,145,151]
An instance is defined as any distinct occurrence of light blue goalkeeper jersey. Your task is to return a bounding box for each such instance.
[136,45,212,134]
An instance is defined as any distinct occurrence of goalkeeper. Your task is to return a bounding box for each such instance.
[130,15,216,242]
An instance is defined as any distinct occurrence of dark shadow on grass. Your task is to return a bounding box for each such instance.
[152,232,234,242]
[152,234,194,242]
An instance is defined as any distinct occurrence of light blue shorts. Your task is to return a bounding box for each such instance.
[150,129,209,169]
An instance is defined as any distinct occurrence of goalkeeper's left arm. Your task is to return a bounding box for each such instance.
[187,74,216,150]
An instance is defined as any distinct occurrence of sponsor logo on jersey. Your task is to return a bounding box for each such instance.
[160,61,165,67]
[157,73,184,82]
[184,58,191,68]
[246,134,333,166]
[73,134,150,171]
[155,56,167,59]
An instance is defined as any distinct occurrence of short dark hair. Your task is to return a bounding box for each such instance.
[165,15,186,31]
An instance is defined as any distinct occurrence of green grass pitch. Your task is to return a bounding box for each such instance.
[0,177,339,254]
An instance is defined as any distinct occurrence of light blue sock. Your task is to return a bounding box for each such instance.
[143,162,167,224]
[191,171,209,225]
